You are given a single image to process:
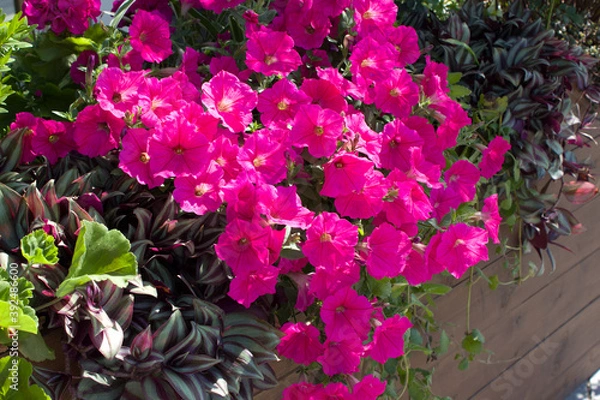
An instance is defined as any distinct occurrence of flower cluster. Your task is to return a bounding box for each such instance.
[16,0,512,397]
[23,0,101,35]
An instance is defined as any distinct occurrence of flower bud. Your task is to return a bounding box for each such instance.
[563,181,599,204]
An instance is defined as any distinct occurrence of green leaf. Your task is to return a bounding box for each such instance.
[449,84,472,100]
[438,330,450,355]
[462,329,485,355]
[367,276,392,298]
[20,230,59,266]
[420,283,452,295]
[110,0,136,29]
[0,356,51,399]
[16,332,55,362]
[0,269,37,334]
[488,274,499,290]
[441,38,479,65]
[56,221,138,298]
[0,302,37,333]
[447,72,463,85]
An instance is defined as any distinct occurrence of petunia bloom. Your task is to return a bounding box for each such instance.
[277,322,324,365]
[148,111,212,178]
[173,163,224,215]
[479,136,512,179]
[202,71,257,133]
[318,336,364,376]
[129,9,173,63]
[291,104,344,158]
[302,212,358,268]
[320,153,373,198]
[368,314,412,363]
[481,194,502,244]
[119,128,164,188]
[246,28,301,77]
[435,223,489,279]
[73,104,125,157]
[214,218,271,274]
[366,222,411,280]
[321,287,374,342]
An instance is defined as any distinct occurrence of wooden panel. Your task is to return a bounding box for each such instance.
[428,246,600,398]
[471,295,600,399]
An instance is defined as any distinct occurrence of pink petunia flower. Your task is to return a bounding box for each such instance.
[214,218,271,274]
[445,160,481,203]
[228,265,279,308]
[321,286,374,342]
[367,314,412,363]
[129,10,173,63]
[291,104,344,158]
[401,246,433,286]
[284,3,331,50]
[212,136,241,182]
[481,194,502,244]
[366,222,411,280]
[173,163,224,215]
[387,25,421,67]
[10,112,40,163]
[380,119,424,171]
[436,223,489,279]
[31,119,76,165]
[197,0,245,14]
[320,153,373,198]
[302,212,358,268]
[350,375,387,400]
[257,78,311,128]
[353,0,398,36]
[334,170,387,219]
[282,382,323,400]
[349,36,397,90]
[277,322,324,365]
[73,104,125,157]
[383,169,433,228]
[374,68,419,118]
[148,111,212,179]
[345,112,382,166]
[246,28,301,77]
[119,128,164,188]
[479,136,512,179]
[264,186,315,229]
[202,71,257,133]
[300,78,348,114]
[309,261,360,301]
[140,76,185,128]
[94,68,149,119]
[237,130,287,185]
[318,336,364,376]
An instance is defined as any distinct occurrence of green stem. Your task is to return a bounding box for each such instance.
[34,297,63,312]
[466,267,474,334]
[397,356,411,399]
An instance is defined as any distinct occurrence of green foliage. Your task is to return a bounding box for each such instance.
[55,220,138,297]
[0,356,51,399]
[0,268,37,334]
[0,12,33,116]
[20,229,59,265]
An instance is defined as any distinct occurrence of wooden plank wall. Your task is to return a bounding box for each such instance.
[257,111,600,399]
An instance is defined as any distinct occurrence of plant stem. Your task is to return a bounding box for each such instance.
[34,297,63,312]
[466,267,474,334]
